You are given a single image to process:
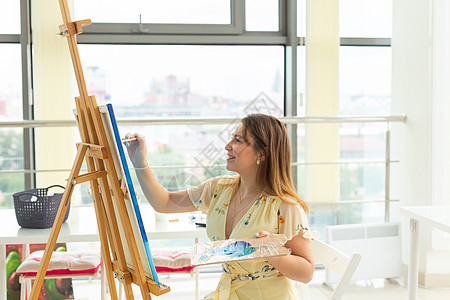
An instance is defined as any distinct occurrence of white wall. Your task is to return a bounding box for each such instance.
[392,0,450,287]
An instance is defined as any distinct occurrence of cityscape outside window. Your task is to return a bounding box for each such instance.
[0,44,24,208]
[0,1,393,232]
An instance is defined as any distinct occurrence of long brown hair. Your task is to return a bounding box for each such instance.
[236,114,308,213]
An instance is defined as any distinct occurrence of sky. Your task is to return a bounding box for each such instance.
[1,0,392,116]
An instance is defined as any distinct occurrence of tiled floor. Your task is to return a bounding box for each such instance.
[72,268,450,300]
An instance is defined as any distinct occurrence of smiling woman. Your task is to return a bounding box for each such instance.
[225,128,259,176]
[0,2,400,299]
[124,113,314,299]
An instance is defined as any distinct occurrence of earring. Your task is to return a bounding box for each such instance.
[256,159,260,165]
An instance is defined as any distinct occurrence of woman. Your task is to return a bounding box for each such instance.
[125,114,314,299]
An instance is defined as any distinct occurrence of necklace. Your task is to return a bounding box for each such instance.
[233,188,261,217]
[227,190,261,238]
[238,188,260,204]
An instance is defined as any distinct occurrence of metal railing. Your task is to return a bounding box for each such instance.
[0,114,407,221]
[0,115,405,127]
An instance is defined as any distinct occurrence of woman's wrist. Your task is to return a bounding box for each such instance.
[134,162,149,170]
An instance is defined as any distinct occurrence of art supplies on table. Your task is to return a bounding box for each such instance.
[191,234,290,266]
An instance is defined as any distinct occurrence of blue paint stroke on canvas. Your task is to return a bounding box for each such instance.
[200,241,257,261]
[107,104,160,285]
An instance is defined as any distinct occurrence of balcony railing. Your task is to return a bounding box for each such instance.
[0,114,406,221]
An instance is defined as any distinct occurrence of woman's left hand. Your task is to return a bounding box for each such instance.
[252,230,314,283]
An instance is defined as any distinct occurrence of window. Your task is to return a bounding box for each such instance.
[0,128,24,208]
[78,45,284,117]
[296,1,393,237]
[340,0,392,38]
[339,47,392,115]
[74,0,231,24]
[0,45,23,120]
[0,1,20,34]
[245,0,279,32]
[0,44,24,208]
[3,1,399,243]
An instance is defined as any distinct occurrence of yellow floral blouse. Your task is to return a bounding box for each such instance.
[187,175,312,300]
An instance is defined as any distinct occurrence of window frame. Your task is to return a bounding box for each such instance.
[2,0,395,223]
[0,0,34,188]
[82,0,245,35]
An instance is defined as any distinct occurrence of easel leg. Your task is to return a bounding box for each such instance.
[28,183,75,300]
[29,144,88,300]
[123,283,135,300]
[91,176,119,300]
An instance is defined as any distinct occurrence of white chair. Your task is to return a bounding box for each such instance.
[310,238,362,300]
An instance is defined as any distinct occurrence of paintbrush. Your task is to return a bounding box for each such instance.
[121,137,138,143]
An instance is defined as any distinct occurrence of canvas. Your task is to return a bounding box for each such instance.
[97,104,159,284]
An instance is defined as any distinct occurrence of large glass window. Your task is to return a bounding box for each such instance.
[339,47,392,115]
[133,124,236,190]
[309,202,387,235]
[77,45,284,117]
[0,45,24,208]
[3,0,397,239]
[0,1,20,34]
[0,128,24,208]
[74,0,231,24]
[340,0,392,37]
[245,0,279,31]
[0,0,25,209]
[339,121,387,202]
[73,44,284,205]
[0,45,23,120]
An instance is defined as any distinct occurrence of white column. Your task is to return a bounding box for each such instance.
[428,0,450,283]
[31,0,75,188]
[305,0,340,203]
[392,0,450,288]
[430,0,450,207]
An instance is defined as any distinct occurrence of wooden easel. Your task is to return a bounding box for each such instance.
[28,1,170,299]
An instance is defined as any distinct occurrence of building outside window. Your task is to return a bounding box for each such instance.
[0,1,394,237]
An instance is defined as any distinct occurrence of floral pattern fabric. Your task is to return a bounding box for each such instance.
[187,175,311,300]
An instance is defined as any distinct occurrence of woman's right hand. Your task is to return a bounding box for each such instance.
[124,132,148,168]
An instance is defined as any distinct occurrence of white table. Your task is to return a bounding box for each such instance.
[0,205,207,300]
[400,205,450,300]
